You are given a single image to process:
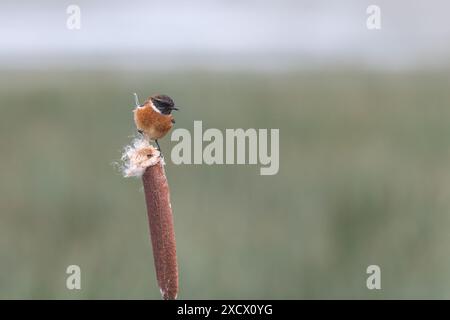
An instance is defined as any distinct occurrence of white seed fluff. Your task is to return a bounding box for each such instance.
[121,137,161,177]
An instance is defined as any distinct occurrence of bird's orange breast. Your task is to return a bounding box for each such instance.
[134,105,173,140]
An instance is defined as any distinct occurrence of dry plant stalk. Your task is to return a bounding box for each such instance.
[121,140,178,300]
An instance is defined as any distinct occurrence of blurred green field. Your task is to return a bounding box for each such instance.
[1,69,450,299]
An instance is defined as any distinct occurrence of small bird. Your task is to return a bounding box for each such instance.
[133,93,179,151]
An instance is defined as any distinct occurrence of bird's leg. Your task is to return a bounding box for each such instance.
[155,139,161,152]
[155,140,164,160]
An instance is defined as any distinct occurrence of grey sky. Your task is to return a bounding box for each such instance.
[0,0,449,69]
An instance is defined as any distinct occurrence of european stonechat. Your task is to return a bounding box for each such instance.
[133,93,178,151]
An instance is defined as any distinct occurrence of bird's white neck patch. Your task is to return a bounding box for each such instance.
[150,101,162,114]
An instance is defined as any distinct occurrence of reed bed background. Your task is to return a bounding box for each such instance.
[1,69,450,298]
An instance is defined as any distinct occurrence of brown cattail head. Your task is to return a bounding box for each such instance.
[121,138,178,299]
[142,161,178,300]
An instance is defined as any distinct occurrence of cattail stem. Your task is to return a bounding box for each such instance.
[142,160,178,300]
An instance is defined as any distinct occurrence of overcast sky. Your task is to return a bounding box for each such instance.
[0,0,449,69]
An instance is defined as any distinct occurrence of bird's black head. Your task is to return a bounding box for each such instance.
[150,94,179,115]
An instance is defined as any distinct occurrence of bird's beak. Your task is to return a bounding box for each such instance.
[172,106,179,111]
